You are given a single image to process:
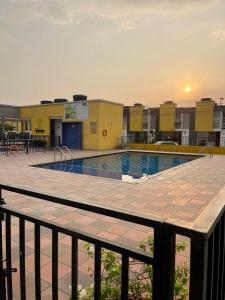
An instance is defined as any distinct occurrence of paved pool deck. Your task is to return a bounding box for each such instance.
[0,149,225,299]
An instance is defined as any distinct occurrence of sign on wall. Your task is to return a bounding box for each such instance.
[64,101,88,121]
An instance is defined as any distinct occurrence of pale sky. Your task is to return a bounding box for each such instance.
[0,0,225,107]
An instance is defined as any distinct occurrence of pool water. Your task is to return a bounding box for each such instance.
[36,152,197,182]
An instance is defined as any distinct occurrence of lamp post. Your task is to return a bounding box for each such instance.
[147,107,151,144]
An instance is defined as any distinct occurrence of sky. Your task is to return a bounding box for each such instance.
[0,0,225,107]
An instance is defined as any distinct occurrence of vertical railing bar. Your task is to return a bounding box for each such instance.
[121,254,129,300]
[213,222,220,300]
[0,209,6,300]
[5,213,13,300]
[71,237,78,300]
[221,213,225,300]
[206,232,214,300]
[35,224,41,300]
[94,245,101,300]
[19,218,26,300]
[190,236,208,300]
[217,216,224,300]
[52,230,58,300]
[152,226,162,300]
[158,224,176,300]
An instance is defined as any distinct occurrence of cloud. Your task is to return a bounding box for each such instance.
[0,0,222,29]
[0,30,17,54]
[210,28,225,41]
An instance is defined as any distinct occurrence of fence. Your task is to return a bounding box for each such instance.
[0,136,56,155]
[0,139,47,155]
[0,183,224,299]
[119,135,225,148]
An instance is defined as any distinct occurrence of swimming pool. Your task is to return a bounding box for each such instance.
[36,151,198,182]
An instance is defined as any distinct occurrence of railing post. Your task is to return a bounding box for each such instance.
[152,226,162,300]
[26,140,29,155]
[0,189,5,205]
[156,224,176,300]
[189,236,208,300]
[0,189,6,300]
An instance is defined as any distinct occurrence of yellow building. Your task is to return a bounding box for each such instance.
[195,98,215,132]
[159,101,177,131]
[20,99,123,150]
[129,104,144,132]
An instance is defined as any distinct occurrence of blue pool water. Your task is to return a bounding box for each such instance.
[36,152,197,182]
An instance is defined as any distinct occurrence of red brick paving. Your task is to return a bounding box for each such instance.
[0,150,224,298]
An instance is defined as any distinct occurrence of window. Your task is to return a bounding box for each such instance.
[90,122,97,134]
[213,111,222,130]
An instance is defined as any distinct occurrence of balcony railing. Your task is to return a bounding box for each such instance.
[0,183,224,299]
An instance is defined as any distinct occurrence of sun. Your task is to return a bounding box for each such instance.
[184,86,192,93]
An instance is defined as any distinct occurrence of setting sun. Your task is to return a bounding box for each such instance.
[184,86,192,93]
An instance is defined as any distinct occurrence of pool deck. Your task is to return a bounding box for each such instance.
[0,149,225,299]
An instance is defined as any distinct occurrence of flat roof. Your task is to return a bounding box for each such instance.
[19,99,124,108]
[88,99,123,106]
[0,104,19,108]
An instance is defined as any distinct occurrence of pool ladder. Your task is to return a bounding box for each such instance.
[54,146,74,162]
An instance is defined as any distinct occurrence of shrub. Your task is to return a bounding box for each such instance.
[72,236,189,300]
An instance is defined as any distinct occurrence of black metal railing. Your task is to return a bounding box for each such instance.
[0,183,224,299]
[0,139,45,155]
[0,136,50,155]
[0,184,163,300]
[122,134,225,147]
[0,135,62,155]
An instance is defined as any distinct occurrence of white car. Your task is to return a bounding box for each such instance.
[154,141,178,145]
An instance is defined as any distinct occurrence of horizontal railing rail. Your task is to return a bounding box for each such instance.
[0,184,162,227]
[1,206,154,264]
[0,184,164,300]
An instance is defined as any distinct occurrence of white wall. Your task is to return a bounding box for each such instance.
[220,129,225,147]
[54,119,62,144]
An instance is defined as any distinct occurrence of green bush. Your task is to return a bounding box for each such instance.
[4,123,15,132]
[73,236,189,300]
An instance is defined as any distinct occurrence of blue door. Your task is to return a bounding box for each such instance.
[62,123,82,149]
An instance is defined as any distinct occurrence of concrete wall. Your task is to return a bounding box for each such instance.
[195,100,214,132]
[83,101,123,150]
[98,101,123,150]
[160,102,177,131]
[82,101,100,150]
[129,143,225,155]
[0,105,20,118]
[20,104,64,136]
[129,105,144,131]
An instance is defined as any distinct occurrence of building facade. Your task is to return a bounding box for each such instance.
[2,96,225,149]
[0,98,123,150]
[123,98,225,146]
[20,99,123,150]
[159,101,196,145]
[0,104,30,136]
[195,98,225,146]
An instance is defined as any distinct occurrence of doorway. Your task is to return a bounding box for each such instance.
[62,122,82,149]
